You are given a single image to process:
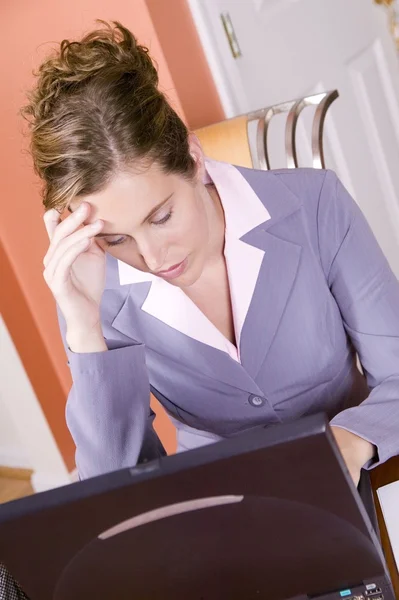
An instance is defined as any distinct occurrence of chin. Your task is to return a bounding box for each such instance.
[176,261,203,288]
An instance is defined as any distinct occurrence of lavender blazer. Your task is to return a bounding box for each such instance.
[59,168,399,479]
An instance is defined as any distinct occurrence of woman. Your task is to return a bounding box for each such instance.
[25,21,399,485]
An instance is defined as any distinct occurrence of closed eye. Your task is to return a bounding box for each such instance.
[102,210,172,247]
[152,211,172,226]
[104,236,126,247]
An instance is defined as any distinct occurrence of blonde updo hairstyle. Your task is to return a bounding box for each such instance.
[22,20,196,211]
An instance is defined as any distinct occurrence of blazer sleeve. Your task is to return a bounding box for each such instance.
[317,170,399,466]
[57,310,165,480]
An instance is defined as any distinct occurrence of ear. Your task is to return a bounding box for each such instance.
[188,133,206,183]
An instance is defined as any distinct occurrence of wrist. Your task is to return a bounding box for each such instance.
[331,426,375,468]
[66,323,107,353]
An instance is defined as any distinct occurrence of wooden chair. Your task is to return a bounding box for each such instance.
[195,89,339,170]
[153,89,399,593]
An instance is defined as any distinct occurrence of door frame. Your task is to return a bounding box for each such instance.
[187,0,245,117]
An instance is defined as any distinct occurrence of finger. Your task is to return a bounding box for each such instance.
[43,209,62,240]
[45,203,99,265]
[45,202,91,252]
[44,237,91,294]
[43,219,103,269]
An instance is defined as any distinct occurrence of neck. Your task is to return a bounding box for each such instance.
[203,183,226,266]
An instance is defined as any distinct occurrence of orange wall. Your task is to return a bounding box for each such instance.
[146,0,225,129]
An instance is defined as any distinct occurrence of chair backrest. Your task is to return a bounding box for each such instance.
[195,90,339,170]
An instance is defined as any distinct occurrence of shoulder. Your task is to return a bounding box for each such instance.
[271,168,352,222]
[236,165,345,226]
[267,166,329,190]
[236,164,331,205]
[236,165,353,225]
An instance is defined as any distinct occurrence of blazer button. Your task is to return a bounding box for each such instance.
[248,394,266,407]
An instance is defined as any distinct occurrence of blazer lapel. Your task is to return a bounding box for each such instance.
[239,229,302,380]
[235,166,304,380]
[111,284,263,396]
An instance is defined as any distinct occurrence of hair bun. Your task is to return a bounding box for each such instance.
[71,20,159,87]
[25,20,158,122]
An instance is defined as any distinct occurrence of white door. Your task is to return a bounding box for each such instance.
[189,0,399,277]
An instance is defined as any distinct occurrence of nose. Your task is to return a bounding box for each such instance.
[137,236,166,273]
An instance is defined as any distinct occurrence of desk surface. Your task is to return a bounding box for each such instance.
[371,456,399,598]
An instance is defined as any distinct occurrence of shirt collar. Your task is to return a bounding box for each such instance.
[204,158,270,239]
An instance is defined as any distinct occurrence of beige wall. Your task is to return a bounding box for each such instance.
[0,315,71,491]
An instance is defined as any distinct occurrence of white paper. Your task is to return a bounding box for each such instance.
[377,480,399,570]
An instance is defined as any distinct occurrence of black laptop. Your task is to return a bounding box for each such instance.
[0,413,394,600]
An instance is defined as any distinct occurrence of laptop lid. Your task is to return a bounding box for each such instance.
[0,413,393,600]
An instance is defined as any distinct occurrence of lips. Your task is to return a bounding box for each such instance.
[155,258,187,280]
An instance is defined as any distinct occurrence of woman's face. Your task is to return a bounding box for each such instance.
[70,144,219,288]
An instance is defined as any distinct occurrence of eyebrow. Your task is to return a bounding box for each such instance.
[70,193,174,237]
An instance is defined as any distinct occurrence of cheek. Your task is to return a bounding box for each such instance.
[97,240,146,270]
[179,193,208,247]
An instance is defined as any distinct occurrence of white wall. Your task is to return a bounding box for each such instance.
[0,386,31,468]
[0,315,74,491]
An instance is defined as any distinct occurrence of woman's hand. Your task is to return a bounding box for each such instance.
[43,202,108,353]
[331,426,376,487]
